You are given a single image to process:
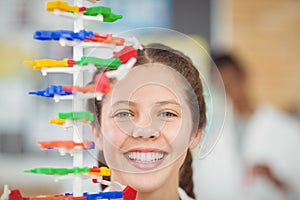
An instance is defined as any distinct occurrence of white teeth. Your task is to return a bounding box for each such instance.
[127,152,165,163]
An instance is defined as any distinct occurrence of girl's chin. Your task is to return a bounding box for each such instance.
[116,172,168,193]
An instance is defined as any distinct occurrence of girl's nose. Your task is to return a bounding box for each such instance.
[131,113,164,138]
[132,126,160,139]
[135,113,152,128]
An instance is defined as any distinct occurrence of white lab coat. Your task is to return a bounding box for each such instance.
[193,102,300,200]
[243,104,300,200]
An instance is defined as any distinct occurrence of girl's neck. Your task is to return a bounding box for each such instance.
[136,182,180,200]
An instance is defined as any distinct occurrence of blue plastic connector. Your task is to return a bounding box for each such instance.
[34,30,94,41]
[84,191,123,200]
[29,85,73,98]
[84,141,95,150]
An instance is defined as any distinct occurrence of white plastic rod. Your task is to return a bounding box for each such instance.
[41,67,75,76]
[52,10,104,22]
[73,0,84,196]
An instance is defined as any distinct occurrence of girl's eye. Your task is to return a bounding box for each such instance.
[158,111,177,118]
[114,111,133,118]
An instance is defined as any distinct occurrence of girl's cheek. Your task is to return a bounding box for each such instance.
[102,120,128,148]
[161,123,181,143]
[163,118,193,149]
[161,117,185,139]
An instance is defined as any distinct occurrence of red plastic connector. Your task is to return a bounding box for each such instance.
[9,189,24,200]
[67,59,76,66]
[114,46,137,63]
[94,73,111,94]
[89,166,100,173]
[79,7,86,12]
[122,186,137,200]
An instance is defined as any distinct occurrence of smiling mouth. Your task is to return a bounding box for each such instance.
[124,150,168,170]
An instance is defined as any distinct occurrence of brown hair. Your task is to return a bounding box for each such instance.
[212,53,246,79]
[88,43,207,198]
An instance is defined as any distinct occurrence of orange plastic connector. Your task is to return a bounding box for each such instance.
[63,73,111,94]
[50,116,89,126]
[38,140,93,150]
[84,33,125,46]
[29,195,86,200]
[63,85,95,93]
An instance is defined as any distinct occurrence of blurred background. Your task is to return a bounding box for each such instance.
[0,0,299,199]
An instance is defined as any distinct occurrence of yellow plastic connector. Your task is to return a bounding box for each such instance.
[50,116,66,125]
[81,119,89,124]
[46,1,80,13]
[24,59,69,70]
[88,167,111,176]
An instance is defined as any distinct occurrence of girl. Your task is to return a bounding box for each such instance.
[88,43,206,200]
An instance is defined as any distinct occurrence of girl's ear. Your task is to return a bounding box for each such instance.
[189,129,202,150]
[91,126,103,151]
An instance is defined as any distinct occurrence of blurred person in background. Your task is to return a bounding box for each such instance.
[194,54,300,200]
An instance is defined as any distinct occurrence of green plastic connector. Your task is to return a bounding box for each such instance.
[84,6,111,17]
[76,57,122,69]
[83,6,122,22]
[58,111,94,121]
[24,168,56,175]
[103,13,123,22]
[72,167,90,174]
[24,167,90,175]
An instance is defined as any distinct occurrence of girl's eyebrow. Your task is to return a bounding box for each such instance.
[111,100,137,107]
[111,100,180,107]
[155,100,180,106]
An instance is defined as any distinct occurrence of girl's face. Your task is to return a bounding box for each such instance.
[93,63,201,191]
